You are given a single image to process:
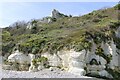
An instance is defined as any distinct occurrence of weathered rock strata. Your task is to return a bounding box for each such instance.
[3,40,120,78]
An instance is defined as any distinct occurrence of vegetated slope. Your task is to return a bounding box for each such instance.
[2,4,120,56]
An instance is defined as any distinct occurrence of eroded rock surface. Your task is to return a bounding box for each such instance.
[4,40,120,78]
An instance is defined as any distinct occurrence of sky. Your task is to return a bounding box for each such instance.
[0,2,118,28]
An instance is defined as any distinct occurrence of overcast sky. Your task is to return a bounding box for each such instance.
[0,2,118,28]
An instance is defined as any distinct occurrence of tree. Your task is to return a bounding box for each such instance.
[69,15,72,17]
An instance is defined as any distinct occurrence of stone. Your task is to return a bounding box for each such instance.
[19,64,29,71]
[52,9,61,18]
[69,61,85,68]
[2,65,13,70]
[116,26,120,38]
[68,50,86,76]
[26,22,32,29]
[29,65,38,72]
[70,49,86,60]
[8,50,35,64]
[109,41,119,69]
[88,71,99,77]
[68,67,86,76]
[38,65,44,70]
[41,52,62,67]
[39,17,52,23]
[101,42,112,56]
[8,50,30,64]
[7,50,35,71]
[49,67,60,71]
[98,70,113,78]
[6,40,118,78]
[57,50,70,69]
[52,9,67,19]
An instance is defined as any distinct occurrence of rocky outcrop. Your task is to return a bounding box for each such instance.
[109,41,119,69]
[41,40,119,78]
[41,49,86,76]
[8,50,30,64]
[39,17,52,23]
[86,40,119,78]
[26,22,32,29]
[4,40,120,78]
[68,49,86,76]
[52,9,67,19]
[116,26,120,38]
[41,52,62,67]
[7,50,35,71]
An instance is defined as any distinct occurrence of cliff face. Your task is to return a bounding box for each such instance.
[41,40,119,78]
[41,22,120,78]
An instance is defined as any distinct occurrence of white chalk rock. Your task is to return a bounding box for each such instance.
[99,56,107,65]
[68,49,86,76]
[69,61,85,68]
[101,42,112,56]
[8,50,30,64]
[29,65,38,72]
[68,67,86,76]
[41,53,62,67]
[49,67,60,71]
[2,65,13,70]
[109,41,119,69]
[38,65,44,70]
[70,49,86,60]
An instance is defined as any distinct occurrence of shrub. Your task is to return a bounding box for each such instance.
[92,18,101,22]
[32,59,37,66]
[106,68,120,79]
[51,18,57,22]
[109,21,120,29]
[37,57,48,63]
[114,3,120,10]
[31,26,37,34]
[95,46,112,64]
[32,47,39,54]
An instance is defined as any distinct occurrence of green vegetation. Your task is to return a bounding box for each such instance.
[2,5,120,55]
[2,4,120,79]
[36,57,48,63]
[114,3,120,10]
[106,68,120,79]
[32,57,48,68]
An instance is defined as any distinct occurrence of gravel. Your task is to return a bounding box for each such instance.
[0,56,92,79]
[1,69,92,78]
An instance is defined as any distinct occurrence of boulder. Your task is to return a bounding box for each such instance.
[8,50,30,64]
[68,67,86,76]
[98,70,113,78]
